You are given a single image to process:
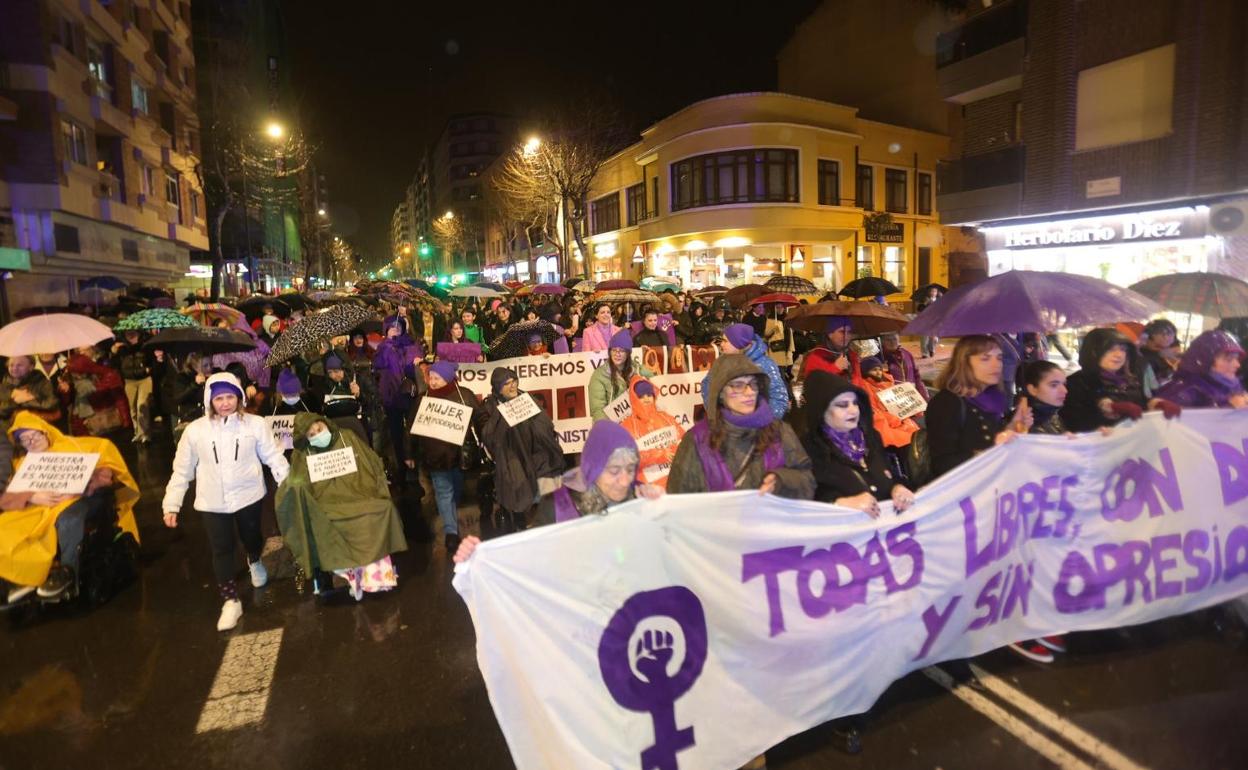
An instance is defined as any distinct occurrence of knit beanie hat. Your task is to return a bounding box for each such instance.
[276,368,301,396]
[491,367,518,396]
[262,314,280,333]
[825,316,853,333]
[324,353,344,371]
[209,380,243,401]
[429,360,458,384]
[633,379,656,398]
[580,420,638,487]
[723,323,754,350]
[609,328,634,351]
[859,356,884,374]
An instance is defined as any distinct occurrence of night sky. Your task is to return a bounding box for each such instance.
[283,0,821,266]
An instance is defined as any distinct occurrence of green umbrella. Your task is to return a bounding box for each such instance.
[114,308,199,331]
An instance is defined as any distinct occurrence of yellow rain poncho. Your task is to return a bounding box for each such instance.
[0,412,139,586]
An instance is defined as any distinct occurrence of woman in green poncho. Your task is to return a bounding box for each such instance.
[275,412,408,600]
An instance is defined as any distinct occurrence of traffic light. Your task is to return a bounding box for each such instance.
[419,243,431,257]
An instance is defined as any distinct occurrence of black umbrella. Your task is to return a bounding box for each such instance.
[838,277,901,298]
[276,293,314,312]
[234,295,292,320]
[911,283,949,301]
[143,326,257,355]
[265,303,376,366]
[486,320,561,360]
[128,286,173,300]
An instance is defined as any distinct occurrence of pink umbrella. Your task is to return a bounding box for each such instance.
[532,283,568,295]
[596,279,638,291]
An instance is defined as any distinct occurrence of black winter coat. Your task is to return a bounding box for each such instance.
[926,388,1007,479]
[407,385,478,472]
[479,392,565,513]
[800,371,897,502]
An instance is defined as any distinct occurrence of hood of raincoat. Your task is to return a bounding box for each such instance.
[626,377,661,423]
[6,409,69,447]
[202,371,247,416]
[703,354,766,427]
[802,371,877,439]
[1178,330,1244,377]
[1078,328,1139,373]
[291,411,340,453]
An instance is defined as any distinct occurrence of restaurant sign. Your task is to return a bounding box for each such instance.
[984,208,1208,251]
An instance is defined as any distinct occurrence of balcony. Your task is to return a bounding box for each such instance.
[936,145,1025,224]
[936,0,1027,104]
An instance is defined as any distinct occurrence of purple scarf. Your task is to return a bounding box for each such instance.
[689,420,785,492]
[553,486,579,522]
[822,424,867,464]
[722,399,774,430]
[967,387,1007,419]
[1100,367,1132,388]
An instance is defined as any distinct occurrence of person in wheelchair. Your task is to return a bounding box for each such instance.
[0,411,139,604]
[274,413,407,601]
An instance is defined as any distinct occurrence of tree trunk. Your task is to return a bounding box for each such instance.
[210,203,231,301]
[570,214,591,280]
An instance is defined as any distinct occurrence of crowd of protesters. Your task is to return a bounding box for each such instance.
[0,281,1243,755]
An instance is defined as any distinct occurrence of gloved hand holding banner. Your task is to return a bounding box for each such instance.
[454,410,1248,770]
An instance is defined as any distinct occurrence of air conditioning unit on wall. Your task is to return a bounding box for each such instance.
[1210,202,1248,237]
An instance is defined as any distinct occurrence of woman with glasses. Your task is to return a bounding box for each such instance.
[667,355,813,498]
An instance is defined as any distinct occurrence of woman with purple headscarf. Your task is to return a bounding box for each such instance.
[373,320,424,486]
[1155,330,1248,409]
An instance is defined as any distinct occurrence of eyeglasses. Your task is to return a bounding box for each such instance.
[725,378,760,394]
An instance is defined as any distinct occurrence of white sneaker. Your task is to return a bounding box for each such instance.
[216,599,243,631]
[6,584,35,604]
[248,559,268,588]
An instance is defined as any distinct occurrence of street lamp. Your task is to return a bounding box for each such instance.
[443,210,454,220]
[317,208,326,217]
[265,121,285,140]
[523,136,541,156]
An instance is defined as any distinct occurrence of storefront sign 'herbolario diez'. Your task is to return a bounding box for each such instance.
[984,208,1208,250]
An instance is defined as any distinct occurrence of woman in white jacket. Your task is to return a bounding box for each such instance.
[162,372,290,631]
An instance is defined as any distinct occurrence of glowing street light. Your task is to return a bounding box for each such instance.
[523,136,541,156]
[317,208,327,217]
[265,121,285,140]
[443,210,454,220]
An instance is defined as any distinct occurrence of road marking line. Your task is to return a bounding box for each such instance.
[969,663,1150,770]
[195,628,284,733]
[922,666,1094,770]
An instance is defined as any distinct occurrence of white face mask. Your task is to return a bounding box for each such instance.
[282,395,301,405]
[307,430,332,449]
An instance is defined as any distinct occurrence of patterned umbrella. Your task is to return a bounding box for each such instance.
[114,308,199,331]
[1128,273,1248,318]
[265,303,376,366]
[903,270,1162,336]
[182,302,246,327]
[639,275,681,293]
[595,279,639,291]
[786,301,910,336]
[695,285,729,298]
[0,313,115,356]
[486,320,562,360]
[591,288,661,306]
[726,284,770,308]
[764,275,818,295]
[571,280,597,294]
[838,276,902,298]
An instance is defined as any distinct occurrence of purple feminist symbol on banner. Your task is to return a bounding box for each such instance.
[598,586,708,770]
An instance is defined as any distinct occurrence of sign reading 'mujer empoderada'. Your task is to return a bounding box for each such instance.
[455,410,1248,770]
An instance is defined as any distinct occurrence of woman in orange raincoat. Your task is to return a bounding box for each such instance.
[0,412,138,603]
[618,378,685,489]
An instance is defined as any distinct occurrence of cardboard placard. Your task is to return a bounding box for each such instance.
[604,390,633,423]
[499,393,541,427]
[636,425,680,453]
[641,461,671,483]
[876,382,926,420]
[7,452,100,495]
[306,447,358,483]
[265,415,295,451]
[411,396,473,445]
[437,342,484,364]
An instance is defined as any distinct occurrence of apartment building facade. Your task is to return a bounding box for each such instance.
[0,0,209,312]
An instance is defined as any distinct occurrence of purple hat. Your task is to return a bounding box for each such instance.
[429,360,458,383]
[825,316,853,333]
[276,368,301,396]
[609,328,633,351]
[209,380,243,401]
[324,353,345,370]
[1179,330,1244,376]
[580,420,638,487]
[859,356,884,373]
[633,380,656,398]
[723,323,754,350]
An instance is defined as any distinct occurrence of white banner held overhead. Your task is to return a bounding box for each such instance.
[410,396,473,445]
[305,447,357,483]
[454,410,1248,770]
[7,452,100,495]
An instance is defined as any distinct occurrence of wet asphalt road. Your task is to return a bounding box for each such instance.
[1,427,1246,770]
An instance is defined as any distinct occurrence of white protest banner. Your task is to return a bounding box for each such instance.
[411,396,473,445]
[454,410,1248,770]
[306,447,357,483]
[7,452,100,494]
[876,382,926,420]
[499,393,541,427]
[604,390,632,423]
[453,347,717,453]
[265,415,295,451]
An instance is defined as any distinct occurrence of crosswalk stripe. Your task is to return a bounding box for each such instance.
[195,628,284,733]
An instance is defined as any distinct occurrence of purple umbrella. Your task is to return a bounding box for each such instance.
[532,283,568,296]
[902,270,1163,336]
